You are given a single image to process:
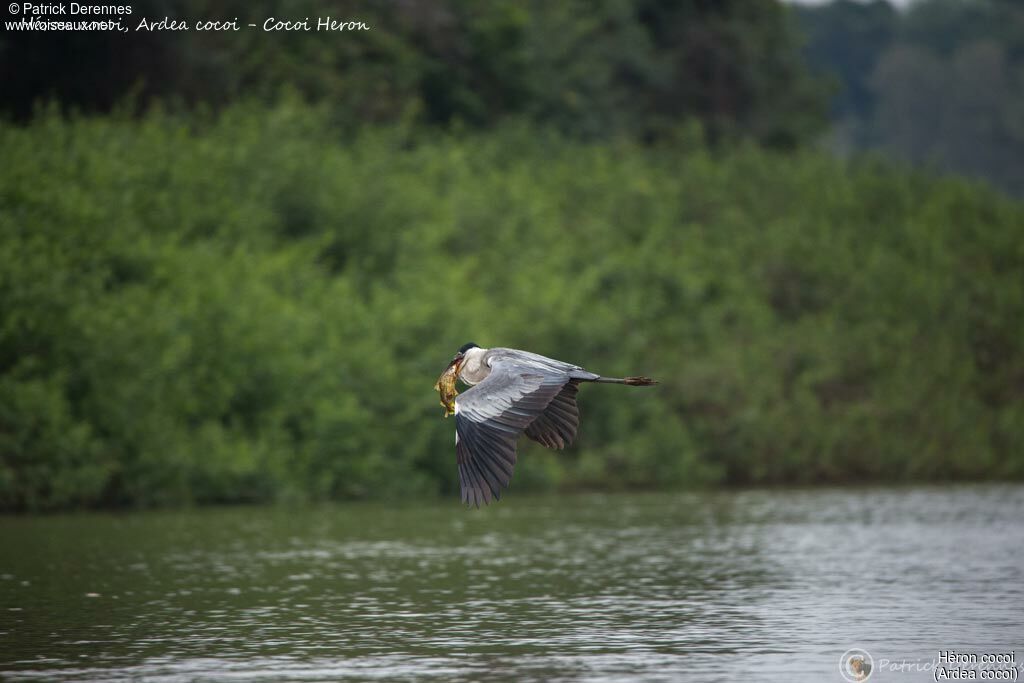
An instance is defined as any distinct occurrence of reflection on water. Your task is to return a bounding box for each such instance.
[1,486,1022,682]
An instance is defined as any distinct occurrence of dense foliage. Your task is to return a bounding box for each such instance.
[1,0,826,147]
[797,0,1024,196]
[1,103,1022,511]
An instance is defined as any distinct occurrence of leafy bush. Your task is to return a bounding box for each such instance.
[2,0,826,148]
[1,103,1021,510]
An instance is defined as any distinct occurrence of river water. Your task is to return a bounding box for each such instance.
[1,486,1022,682]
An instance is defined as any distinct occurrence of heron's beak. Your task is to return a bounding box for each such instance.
[434,352,465,392]
[442,352,465,382]
[446,352,465,373]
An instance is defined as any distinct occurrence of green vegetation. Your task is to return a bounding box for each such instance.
[2,103,1022,511]
[2,0,826,148]
[797,0,1024,196]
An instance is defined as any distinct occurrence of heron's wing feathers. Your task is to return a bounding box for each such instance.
[488,347,585,374]
[524,380,581,450]
[454,359,568,506]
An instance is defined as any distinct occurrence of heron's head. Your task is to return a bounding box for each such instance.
[446,342,478,374]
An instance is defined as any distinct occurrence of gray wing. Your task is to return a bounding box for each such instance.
[454,355,574,506]
[488,347,598,379]
[524,380,581,450]
[494,348,595,451]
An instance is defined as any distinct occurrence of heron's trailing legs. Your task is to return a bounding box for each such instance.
[592,376,658,386]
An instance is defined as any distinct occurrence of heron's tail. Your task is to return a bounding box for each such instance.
[593,375,658,386]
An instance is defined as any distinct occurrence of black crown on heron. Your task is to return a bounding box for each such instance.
[436,343,657,507]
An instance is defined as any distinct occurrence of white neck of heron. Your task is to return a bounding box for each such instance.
[459,347,490,385]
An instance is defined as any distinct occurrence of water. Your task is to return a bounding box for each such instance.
[1,486,1022,682]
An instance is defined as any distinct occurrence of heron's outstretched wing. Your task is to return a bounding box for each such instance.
[524,380,581,450]
[492,348,594,451]
[454,358,569,506]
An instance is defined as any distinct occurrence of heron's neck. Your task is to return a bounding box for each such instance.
[459,347,490,385]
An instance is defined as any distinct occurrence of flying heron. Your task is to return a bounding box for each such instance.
[437,342,657,506]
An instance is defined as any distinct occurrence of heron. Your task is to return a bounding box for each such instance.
[436,342,657,506]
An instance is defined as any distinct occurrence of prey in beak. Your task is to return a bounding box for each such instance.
[434,352,464,418]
